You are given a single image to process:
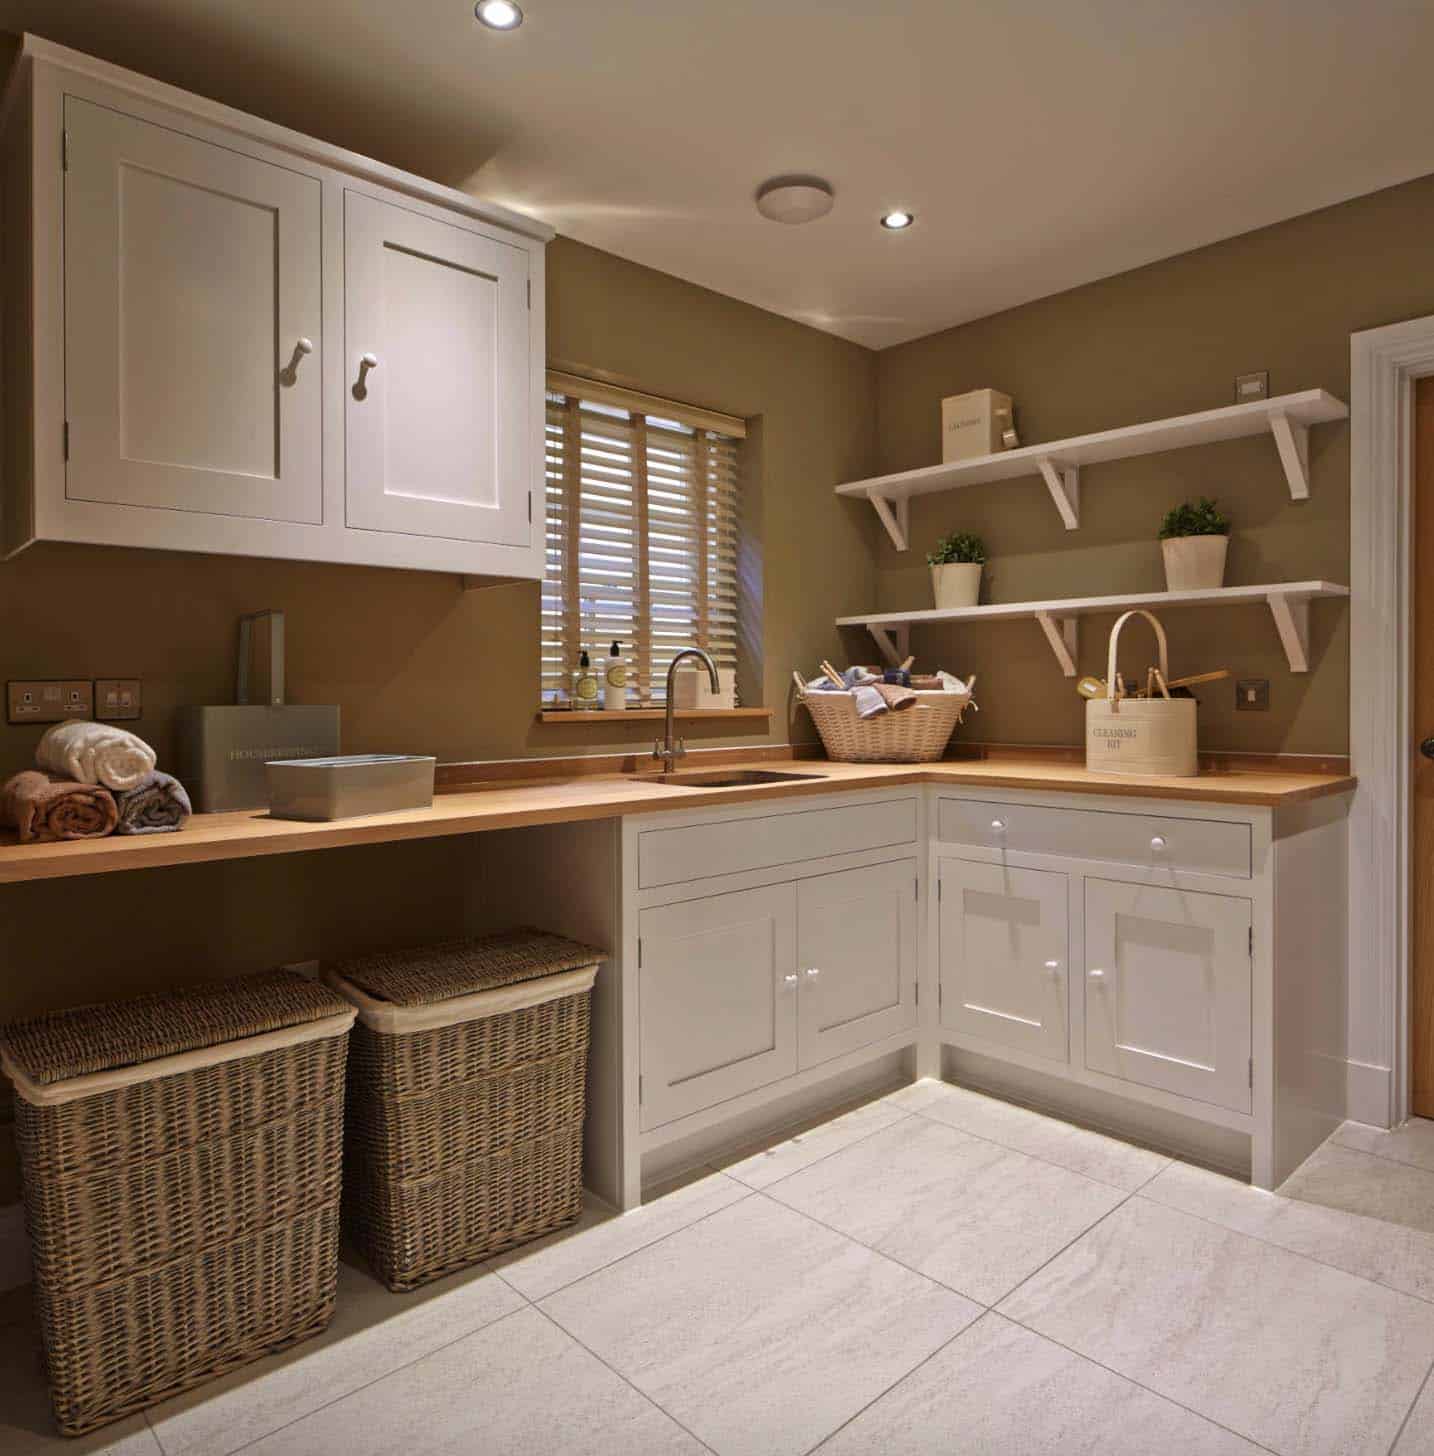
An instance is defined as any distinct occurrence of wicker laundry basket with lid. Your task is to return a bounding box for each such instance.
[325,927,604,1292]
[0,971,356,1436]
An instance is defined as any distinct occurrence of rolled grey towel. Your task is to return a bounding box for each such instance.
[114,771,193,835]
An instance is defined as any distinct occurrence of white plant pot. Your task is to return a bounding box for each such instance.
[931,561,983,609]
[1161,534,1228,592]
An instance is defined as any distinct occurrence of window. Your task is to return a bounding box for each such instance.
[543,372,745,707]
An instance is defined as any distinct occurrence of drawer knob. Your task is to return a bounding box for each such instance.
[990,818,1007,832]
[1044,960,1061,975]
[1150,835,1167,851]
[804,966,821,979]
[1088,967,1106,981]
[783,972,799,986]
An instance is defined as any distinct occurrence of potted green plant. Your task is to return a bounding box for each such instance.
[1159,497,1230,592]
[927,531,987,609]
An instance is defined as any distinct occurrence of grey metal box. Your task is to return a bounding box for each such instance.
[176,705,342,813]
[266,754,436,822]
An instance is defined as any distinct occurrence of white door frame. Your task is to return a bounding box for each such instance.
[1350,313,1434,1127]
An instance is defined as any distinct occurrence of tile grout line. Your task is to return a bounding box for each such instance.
[994,1309,1286,1456]
[215,1301,537,1456]
[722,1111,920,1194]
[529,1302,720,1456]
[1331,1135,1434,1176]
[800,1306,994,1455]
[1129,1185,1434,1310]
[1385,1347,1434,1456]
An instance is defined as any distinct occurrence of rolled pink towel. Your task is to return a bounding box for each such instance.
[2,771,118,843]
[114,771,192,835]
[36,720,156,792]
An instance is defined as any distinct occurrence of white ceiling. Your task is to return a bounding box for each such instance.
[8,0,1434,348]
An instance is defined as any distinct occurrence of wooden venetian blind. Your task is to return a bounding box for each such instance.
[542,373,744,706]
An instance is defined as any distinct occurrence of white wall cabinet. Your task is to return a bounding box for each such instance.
[1084,878,1252,1115]
[3,36,550,579]
[938,857,1069,1064]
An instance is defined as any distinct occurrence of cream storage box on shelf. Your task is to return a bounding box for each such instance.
[941,389,1012,462]
[1,35,550,581]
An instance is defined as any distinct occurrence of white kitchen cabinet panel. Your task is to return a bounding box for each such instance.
[344,190,532,547]
[796,859,917,1069]
[938,857,1070,1063]
[638,884,798,1131]
[63,96,323,523]
[1084,878,1252,1115]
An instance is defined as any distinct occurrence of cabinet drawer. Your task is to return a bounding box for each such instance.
[638,797,918,889]
[937,798,1250,879]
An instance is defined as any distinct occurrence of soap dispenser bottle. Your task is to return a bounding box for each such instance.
[604,641,629,711]
[572,650,600,711]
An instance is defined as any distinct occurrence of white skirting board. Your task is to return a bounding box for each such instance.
[0,1201,30,1291]
[1345,1057,1394,1128]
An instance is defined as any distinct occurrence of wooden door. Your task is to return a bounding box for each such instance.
[64,97,323,523]
[637,884,797,1130]
[938,857,1070,1063]
[795,859,917,1070]
[1415,377,1434,1116]
[344,190,531,547]
[1084,878,1252,1114]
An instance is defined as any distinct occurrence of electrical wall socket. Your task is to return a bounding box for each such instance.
[6,680,93,724]
[1234,371,1269,403]
[95,678,142,721]
[1236,678,1270,711]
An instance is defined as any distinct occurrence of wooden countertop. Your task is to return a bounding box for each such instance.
[0,758,1355,886]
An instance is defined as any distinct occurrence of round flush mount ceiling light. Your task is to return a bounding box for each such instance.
[880,210,915,230]
[475,0,523,29]
[755,176,835,225]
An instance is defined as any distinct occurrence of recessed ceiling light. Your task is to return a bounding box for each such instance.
[755,175,835,225]
[880,210,915,230]
[475,0,523,29]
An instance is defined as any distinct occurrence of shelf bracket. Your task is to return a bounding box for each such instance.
[868,624,910,668]
[1036,460,1080,530]
[1266,592,1310,672]
[1268,411,1310,500]
[870,493,910,551]
[1034,611,1079,676]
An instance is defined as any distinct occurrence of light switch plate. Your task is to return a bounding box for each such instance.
[1236,678,1270,711]
[1234,371,1269,404]
[95,678,142,721]
[7,679,93,724]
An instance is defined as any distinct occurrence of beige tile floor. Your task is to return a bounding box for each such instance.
[9,1083,1434,1454]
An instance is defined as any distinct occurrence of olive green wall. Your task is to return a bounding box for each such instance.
[867,171,1434,755]
[0,236,876,781]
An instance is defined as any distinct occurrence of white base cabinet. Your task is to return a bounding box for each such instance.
[3,35,549,579]
[610,781,1348,1208]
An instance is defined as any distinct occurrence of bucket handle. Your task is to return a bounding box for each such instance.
[1106,610,1170,709]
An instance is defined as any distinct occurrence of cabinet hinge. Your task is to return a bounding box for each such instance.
[638,1073,644,1104]
[61,129,69,172]
[637,938,643,968]
[914,982,919,1006]
[63,421,69,461]
[913,878,919,902]
[1249,1058,1254,1091]
[526,278,531,309]
[937,878,943,902]
[528,491,533,524]
[1248,926,1254,959]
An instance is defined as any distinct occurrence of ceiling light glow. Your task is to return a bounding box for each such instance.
[475,0,523,29]
[880,211,914,230]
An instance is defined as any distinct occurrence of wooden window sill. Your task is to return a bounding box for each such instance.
[536,708,771,724]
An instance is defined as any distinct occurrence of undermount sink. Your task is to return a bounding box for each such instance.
[646,769,825,789]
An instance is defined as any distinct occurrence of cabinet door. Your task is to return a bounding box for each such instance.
[1084,878,1252,1114]
[938,857,1070,1063]
[344,190,531,547]
[64,97,323,523]
[638,885,797,1131]
[796,859,917,1069]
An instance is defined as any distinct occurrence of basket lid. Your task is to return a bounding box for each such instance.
[329,927,605,1008]
[0,971,350,1086]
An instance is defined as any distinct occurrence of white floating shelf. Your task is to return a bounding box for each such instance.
[837,389,1348,547]
[836,581,1350,676]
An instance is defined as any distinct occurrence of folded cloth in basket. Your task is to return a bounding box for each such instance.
[2,770,118,842]
[36,720,157,792]
[806,667,887,718]
[114,770,193,835]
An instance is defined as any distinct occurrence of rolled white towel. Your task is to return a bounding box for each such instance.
[36,720,158,792]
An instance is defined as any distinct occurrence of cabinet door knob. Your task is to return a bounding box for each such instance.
[990,818,1007,832]
[804,966,821,979]
[1044,960,1061,975]
[782,972,800,986]
[279,337,315,386]
[1088,967,1106,981]
[1150,835,1167,851]
[353,353,380,399]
